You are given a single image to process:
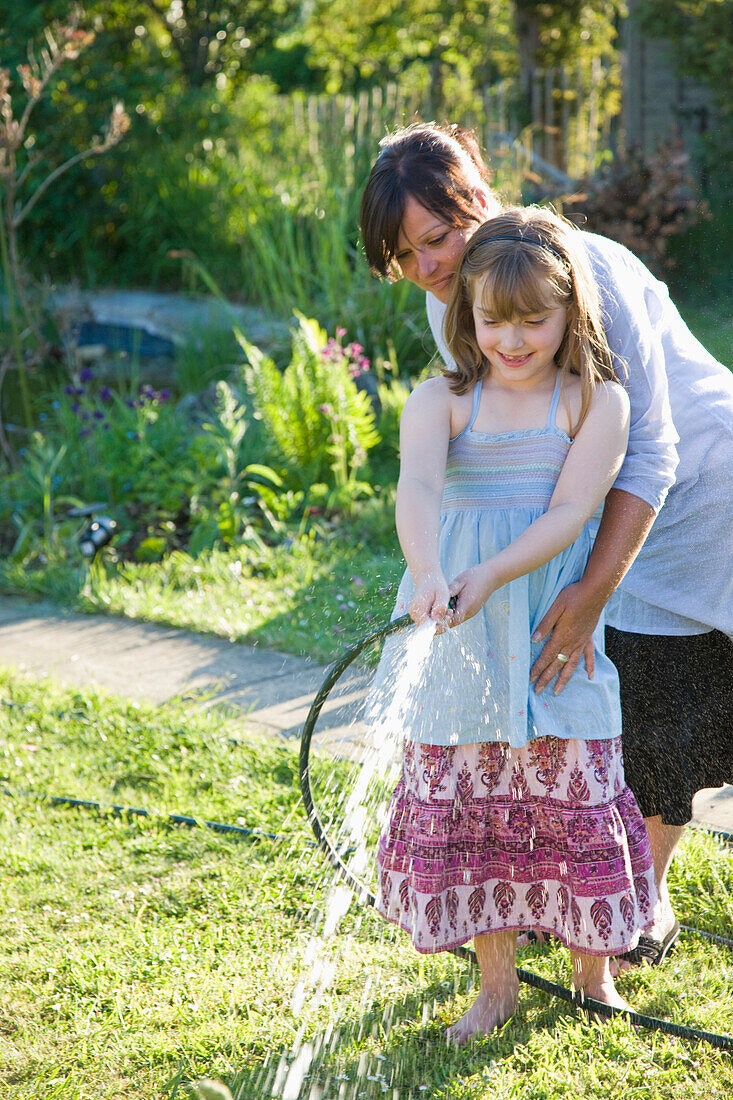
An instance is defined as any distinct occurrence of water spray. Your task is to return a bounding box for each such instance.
[298,610,733,1051]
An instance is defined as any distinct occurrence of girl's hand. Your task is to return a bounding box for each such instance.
[409,571,450,629]
[448,563,498,626]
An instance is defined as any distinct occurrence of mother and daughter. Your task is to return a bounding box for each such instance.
[359,124,733,1042]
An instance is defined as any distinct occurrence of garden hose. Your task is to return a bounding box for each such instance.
[2,619,732,1052]
[298,611,733,1052]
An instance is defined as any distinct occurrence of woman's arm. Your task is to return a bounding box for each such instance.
[529,490,656,691]
[449,382,630,623]
[528,237,679,690]
[396,378,452,624]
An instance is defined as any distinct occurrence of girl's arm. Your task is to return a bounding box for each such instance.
[396,378,452,624]
[449,382,631,624]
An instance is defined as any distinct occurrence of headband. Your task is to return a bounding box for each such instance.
[482,235,565,262]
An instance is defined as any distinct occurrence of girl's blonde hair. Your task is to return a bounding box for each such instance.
[444,206,620,434]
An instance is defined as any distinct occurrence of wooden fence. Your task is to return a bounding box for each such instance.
[282,60,619,191]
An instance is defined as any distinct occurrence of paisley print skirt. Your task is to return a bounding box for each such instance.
[376,735,658,955]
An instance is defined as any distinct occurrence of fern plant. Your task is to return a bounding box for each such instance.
[237,313,381,513]
[188,381,284,554]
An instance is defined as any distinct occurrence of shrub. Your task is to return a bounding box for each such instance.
[0,315,404,566]
[558,139,710,274]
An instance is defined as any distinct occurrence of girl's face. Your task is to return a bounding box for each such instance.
[472,286,568,387]
[394,194,486,303]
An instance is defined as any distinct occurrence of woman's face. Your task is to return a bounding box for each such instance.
[394,194,486,303]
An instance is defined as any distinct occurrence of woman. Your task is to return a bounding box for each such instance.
[360,122,733,966]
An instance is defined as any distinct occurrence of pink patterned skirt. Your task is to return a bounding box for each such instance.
[376,736,659,956]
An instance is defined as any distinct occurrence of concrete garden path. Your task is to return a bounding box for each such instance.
[0,594,731,834]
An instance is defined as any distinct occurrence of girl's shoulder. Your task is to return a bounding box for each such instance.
[403,375,476,439]
[404,374,473,415]
[559,375,628,436]
[576,378,630,438]
[590,377,630,414]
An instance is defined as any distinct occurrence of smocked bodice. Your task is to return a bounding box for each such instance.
[443,374,571,512]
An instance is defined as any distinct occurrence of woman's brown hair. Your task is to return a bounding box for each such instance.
[359,122,500,278]
[444,206,620,435]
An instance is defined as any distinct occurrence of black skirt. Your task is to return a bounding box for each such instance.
[606,627,733,826]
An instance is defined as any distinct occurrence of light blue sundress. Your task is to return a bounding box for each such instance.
[382,371,622,749]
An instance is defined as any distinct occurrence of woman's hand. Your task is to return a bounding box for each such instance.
[529,580,605,694]
[409,571,451,628]
[448,563,498,626]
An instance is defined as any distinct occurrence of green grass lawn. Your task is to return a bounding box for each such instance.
[675,294,733,369]
[1,669,732,1099]
[0,517,404,666]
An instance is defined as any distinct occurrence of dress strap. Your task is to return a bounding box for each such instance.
[546,371,562,429]
[467,380,483,431]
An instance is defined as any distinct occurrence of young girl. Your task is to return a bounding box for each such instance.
[375,207,659,1043]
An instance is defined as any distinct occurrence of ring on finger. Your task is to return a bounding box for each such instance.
[557,652,570,663]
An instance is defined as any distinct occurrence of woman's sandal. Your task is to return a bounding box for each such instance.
[616,919,681,967]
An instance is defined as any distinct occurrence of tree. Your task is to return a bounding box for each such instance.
[1,2,303,90]
[0,11,128,447]
[300,0,516,101]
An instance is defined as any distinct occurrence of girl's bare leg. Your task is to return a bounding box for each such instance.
[446,931,519,1044]
[571,950,631,1013]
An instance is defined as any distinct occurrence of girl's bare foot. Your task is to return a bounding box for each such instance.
[447,930,519,1044]
[572,952,631,1022]
[445,979,519,1045]
[575,976,632,1014]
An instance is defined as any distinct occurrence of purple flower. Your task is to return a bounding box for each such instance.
[159,389,170,401]
[70,402,80,414]
[93,409,105,420]
[79,428,91,438]
[64,384,74,396]
[79,367,94,382]
[100,386,112,402]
